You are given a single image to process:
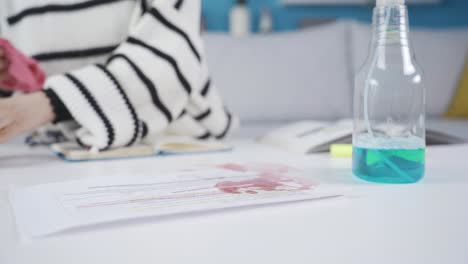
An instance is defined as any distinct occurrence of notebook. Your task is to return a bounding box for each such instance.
[51,136,232,162]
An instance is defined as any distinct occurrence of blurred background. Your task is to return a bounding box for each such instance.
[202,0,468,32]
[199,0,468,139]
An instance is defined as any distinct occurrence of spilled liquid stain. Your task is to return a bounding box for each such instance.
[216,163,317,194]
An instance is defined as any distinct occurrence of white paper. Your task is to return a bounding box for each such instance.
[9,162,342,238]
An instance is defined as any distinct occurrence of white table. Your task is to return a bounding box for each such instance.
[1,139,468,264]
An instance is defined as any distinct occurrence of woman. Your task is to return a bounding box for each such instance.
[0,0,236,150]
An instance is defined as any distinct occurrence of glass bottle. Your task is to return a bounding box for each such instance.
[352,1,425,184]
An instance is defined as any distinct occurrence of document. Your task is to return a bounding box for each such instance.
[9,162,342,238]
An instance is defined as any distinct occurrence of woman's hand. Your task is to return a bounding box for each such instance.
[0,92,55,143]
[0,47,10,82]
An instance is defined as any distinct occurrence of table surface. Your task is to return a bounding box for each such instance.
[1,139,468,264]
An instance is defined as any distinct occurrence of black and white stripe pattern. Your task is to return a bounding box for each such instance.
[63,72,115,150]
[194,109,212,121]
[2,0,237,150]
[95,64,141,147]
[47,64,143,150]
[201,79,211,97]
[33,45,119,62]
[4,0,135,66]
[174,0,184,10]
[107,54,173,123]
[147,7,201,62]
[140,0,148,14]
[126,37,193,94]
[7,0,133,26]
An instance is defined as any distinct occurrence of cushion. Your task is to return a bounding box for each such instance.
[351,22,468,117]
[203,22,352,122]
[445,60,468,118]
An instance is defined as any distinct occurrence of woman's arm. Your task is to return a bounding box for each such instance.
[46,0,236,149]
[0,0,237,146]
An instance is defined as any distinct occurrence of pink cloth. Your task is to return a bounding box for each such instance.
[0,38,45,93]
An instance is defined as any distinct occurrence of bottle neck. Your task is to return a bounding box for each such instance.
[369,5,417,74]
[371,5,410,47]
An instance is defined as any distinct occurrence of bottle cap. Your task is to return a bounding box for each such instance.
[376,0,405,6]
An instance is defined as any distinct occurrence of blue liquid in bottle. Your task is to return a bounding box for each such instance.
[353,146,424,184]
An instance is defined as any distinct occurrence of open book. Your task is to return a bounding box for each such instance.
[51,136,232,162]
[258,119,466,154]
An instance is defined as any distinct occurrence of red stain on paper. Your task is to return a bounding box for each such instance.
[215,163,317,194]
[218,163,249,172]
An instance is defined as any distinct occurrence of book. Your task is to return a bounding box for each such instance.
[50,136,232,162]
[258,119,466,154]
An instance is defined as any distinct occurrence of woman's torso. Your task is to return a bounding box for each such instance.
[0,0,138,75]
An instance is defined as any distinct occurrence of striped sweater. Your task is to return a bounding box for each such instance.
[0,0,238,150]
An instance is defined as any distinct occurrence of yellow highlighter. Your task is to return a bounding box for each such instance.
[330,144,353,158]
